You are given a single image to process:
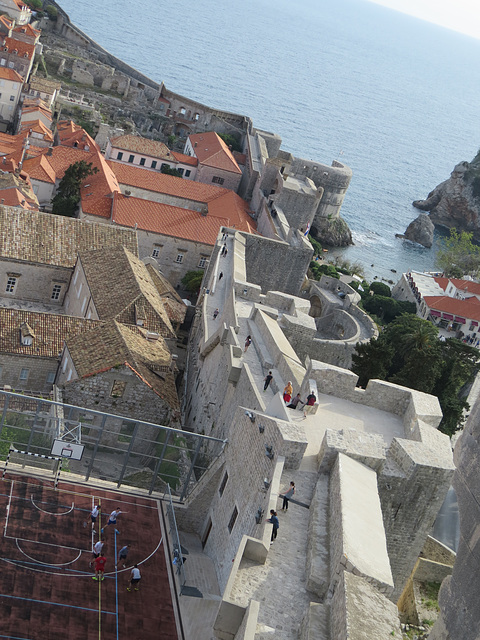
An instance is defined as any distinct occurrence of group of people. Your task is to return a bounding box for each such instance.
[90,505,142,591]
[266,481,296,544]
[282,382,317,418]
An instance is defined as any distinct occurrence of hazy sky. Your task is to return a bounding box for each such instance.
[367,0,480,40]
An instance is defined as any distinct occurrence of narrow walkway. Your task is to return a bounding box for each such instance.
[229,468,324,640]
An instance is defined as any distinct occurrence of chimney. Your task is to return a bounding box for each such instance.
[46,147,53,156]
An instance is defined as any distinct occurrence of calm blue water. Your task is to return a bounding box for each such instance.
[57,0,480,280]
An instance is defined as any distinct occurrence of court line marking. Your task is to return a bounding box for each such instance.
[0,591,116,615]
[3,480,13,538]
[30,495,74,516]
[3,535,91,553]
[0,634,33,639]
[2,557,93,574]
[0,556,115,578]
[15,539,82,567]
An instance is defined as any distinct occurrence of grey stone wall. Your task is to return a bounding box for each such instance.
[0,353,58,393]
[195,164,242,193]
[243,233,312,296]
[0,258,71,306]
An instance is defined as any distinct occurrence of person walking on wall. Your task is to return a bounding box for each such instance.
[303,391,317,418]
[283,381,293,404]
[221,244,227,256]
[213,308,219,320]
[266,510,279,544]
[263,371,273,391]
[219,272,223,280]
[280,481,295,510]
[244,335,252,352]
[127,564,141,591]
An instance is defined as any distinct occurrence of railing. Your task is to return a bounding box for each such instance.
[0,390,226,502]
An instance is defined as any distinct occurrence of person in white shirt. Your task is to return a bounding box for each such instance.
[127,564,141,591]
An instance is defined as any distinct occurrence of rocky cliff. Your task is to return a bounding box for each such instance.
[412,153,480,241]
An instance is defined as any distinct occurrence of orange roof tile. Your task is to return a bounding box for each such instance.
[108,160,227,202]
[424,295,480,322]
[0,187,37,209]
[21,105,52,121]
[171,151,198,167]
[19,119,53,141]
[13,23,40,39]
[188,132,242,174]
[57,120,98,151]
[1,35,35,59]
[441,277,480,296]
[207,190,256,231]
[12,0,31,12]
[46,145,90,180]
[0,67,22,82]
[112,192,229,246]
[110,134,175,161]
[0,16,13,30]
[22,153,56,184]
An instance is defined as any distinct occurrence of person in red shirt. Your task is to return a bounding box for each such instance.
[93,554,106,581]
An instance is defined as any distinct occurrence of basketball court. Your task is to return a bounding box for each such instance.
[0,472,180,640]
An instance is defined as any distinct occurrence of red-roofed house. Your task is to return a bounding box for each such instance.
[0,66,22,129]
[22,152,55,204]
[184,131,243,192]
[18,119,53,147]
[12,23,41,45]
[56,119,98,151]
[18,98,52,129]
[0,35,36,79]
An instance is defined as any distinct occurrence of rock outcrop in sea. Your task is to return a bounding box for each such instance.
[399,213,435,248]
[412,153,480,241]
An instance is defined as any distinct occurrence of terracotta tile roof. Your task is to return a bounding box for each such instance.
[12,0,31,12]
[1,35,35,59]
[0,206,138,267]
[46,145,91,180]
[188,132,242,174]
[109,160,227,202]
[110,134,175,161]
[233,151,246,166]
[0,308,101,358]
[57,120,98,151]
[112,192,229,246]
[435,277,480,297]
[424,295,480,322]
[0,171,36,204]
[19,119,53,142]
[22,97,50,112]
[0,186,36,209]
[0,67,22,82]
[65,320,179,408]
[22,153,56,183]
[13,24,40,39]
[79,246,175,338]
[171,151,198,167]
[203,190,256,232]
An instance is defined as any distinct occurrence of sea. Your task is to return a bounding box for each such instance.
[56,0,480,282]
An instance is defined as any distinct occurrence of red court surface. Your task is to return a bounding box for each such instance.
[0,474,179,640]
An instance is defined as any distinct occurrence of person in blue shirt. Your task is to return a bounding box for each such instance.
[266,509,279,544]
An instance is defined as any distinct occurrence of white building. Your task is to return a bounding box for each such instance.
[0,0,31,25]
[0,66,22,129]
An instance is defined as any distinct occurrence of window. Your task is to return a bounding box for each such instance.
[46,372,55,384]
[9,95,14,102]
[51,284,62,300]
[152,248,160,258]
[219,471,228,496]
[198,257,207,268]
[128,154,134,163]
[7,61,13,68]
[177,168,184,176]
[139,157,146,166]
[212,176,224,185]
[6,276,16,293]
[179,107,186,115]
[194,113,199,120]
[0,59,5,66]
[111,380,126,398]
[19,368,29,381]
[116,151,123,160]
[151,160,157,169]
[175,254,184,263]
[228,506,238,533]
[185,170,191,177]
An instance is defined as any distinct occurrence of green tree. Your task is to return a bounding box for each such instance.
[45,4,58,19]
[51,160,98,217]
[218,133,242,153]
[436,228,480,278]
[351,315,480,435]
[161,164,183,178]
[181,270,204,294]
[369,282,391,297]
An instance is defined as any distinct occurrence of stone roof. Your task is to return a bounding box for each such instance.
[29,77,61,94]
[65,320,179,409]
[0,206,138,267]
[78,246,175,338]
[145,263,187,325]
[188,132,242,174]
[109,160,228,202]
[0,308,102,358]
[110,135,176,162]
